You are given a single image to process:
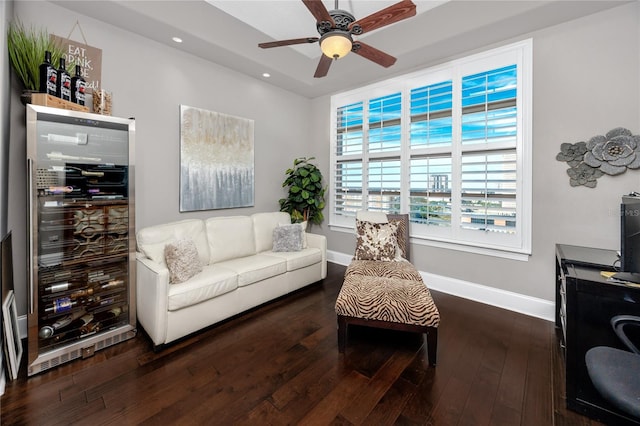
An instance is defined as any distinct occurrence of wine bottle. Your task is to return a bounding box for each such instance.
[44,282,73,293]
[88,296,120,309]
[81,307,123,334]
[56,58,71,101]
[70,65,86,105]
[43,281,87,294]
[101,279,125,290]
[69,287,94,300]
[50,313,94,342]
[38,51,57,95]
[38,309,86,339]
[43,297,78,314]
[95,306,122,322]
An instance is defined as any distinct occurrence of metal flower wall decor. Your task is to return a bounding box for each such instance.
[556,127,640,188]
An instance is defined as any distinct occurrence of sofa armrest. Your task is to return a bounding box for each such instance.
[136,253,170,346]
[307,233,327,279]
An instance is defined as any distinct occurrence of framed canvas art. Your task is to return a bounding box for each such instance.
[179,105,255,211]
[3,290,22,380]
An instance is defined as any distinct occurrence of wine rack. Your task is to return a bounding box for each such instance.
[26,105,136,376]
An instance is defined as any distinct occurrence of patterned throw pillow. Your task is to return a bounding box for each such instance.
[354,219,399,261]
[272,223,304,252]
[389,218,407,260]
[164,239,203,284]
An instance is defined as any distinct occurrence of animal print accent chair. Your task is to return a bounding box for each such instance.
[335,213,440,366]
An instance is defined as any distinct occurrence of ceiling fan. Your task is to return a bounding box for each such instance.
[258,0,417,78]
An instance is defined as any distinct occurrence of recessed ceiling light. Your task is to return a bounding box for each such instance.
[262,73,271,78]
[172,37,183,43]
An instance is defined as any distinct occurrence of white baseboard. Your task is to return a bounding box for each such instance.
[14,251,554,342]
[327,249,555,322]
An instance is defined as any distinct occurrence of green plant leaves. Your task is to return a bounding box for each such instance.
[279,157,326,225]
[7,20,70,91]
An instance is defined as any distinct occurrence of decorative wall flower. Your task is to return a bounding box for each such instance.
[566,163,603,188]
[556,127,640,188]
[584,127,640,175]
[556,141,588,167]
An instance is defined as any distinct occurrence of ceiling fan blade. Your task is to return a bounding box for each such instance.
[302,0,335,25]
[259,37,319,49]
[351,0,416,34]
[314,54,333,78]
[353,42,397,68]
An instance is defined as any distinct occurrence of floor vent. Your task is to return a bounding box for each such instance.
[28,329,135,376]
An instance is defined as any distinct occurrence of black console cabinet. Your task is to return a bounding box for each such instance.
[556,244,640,425]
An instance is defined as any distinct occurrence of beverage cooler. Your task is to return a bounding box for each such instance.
[26,104,136,376]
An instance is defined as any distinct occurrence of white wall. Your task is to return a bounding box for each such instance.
[320,2,640,303]
[8,1,315,316]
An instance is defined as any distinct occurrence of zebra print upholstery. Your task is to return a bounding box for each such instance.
[336,272,440,327]
[335,213,439,366]
[345,259,423,282]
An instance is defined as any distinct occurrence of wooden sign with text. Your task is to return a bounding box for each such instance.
[51,34,102,94]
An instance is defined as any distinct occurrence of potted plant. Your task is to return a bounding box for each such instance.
[279,157,326,225]
[7,20,67,100]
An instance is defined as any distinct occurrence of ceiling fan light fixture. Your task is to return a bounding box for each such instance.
[320,31,352,60]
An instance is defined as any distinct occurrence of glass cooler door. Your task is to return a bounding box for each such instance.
[26,105,136,376]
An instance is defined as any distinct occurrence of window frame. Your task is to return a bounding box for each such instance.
[329,40,532,259]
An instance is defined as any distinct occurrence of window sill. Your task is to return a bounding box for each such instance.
[329,224,530,261]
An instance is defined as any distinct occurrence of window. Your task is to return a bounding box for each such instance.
[330,40,532,256]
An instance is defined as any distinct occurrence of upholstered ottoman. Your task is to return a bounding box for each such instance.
[335,260,440,366]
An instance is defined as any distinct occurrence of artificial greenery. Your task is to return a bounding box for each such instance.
[279,157,326,225]
[7,20,67,91]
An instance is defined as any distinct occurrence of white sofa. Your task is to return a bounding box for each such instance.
[135,212,327,348]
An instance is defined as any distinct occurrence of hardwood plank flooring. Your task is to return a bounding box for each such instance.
[1,262,606,425]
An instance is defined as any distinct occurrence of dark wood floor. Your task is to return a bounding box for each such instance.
[1,262,605,425]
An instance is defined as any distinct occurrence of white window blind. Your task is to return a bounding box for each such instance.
[368,158,401,213]
[409,156,452,227]
[330,40,531,255]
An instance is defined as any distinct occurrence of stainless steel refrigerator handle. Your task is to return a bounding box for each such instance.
[27,158,34,314]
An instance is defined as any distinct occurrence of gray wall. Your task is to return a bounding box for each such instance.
[4,1,640,319]
[8,1,315,316]
[1,1,12,238]
[318,2,640,302]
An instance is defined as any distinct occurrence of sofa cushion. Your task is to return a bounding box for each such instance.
[252,212,291,252]
[272,223,304,252]
[217,254,286,287]
[266,247,322,272]
[167,264,238,311]
[206,216,256,264]
[164,239,203,284]
[137,219,209,267]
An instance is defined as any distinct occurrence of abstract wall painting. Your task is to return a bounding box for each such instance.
[180,105,255,211]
